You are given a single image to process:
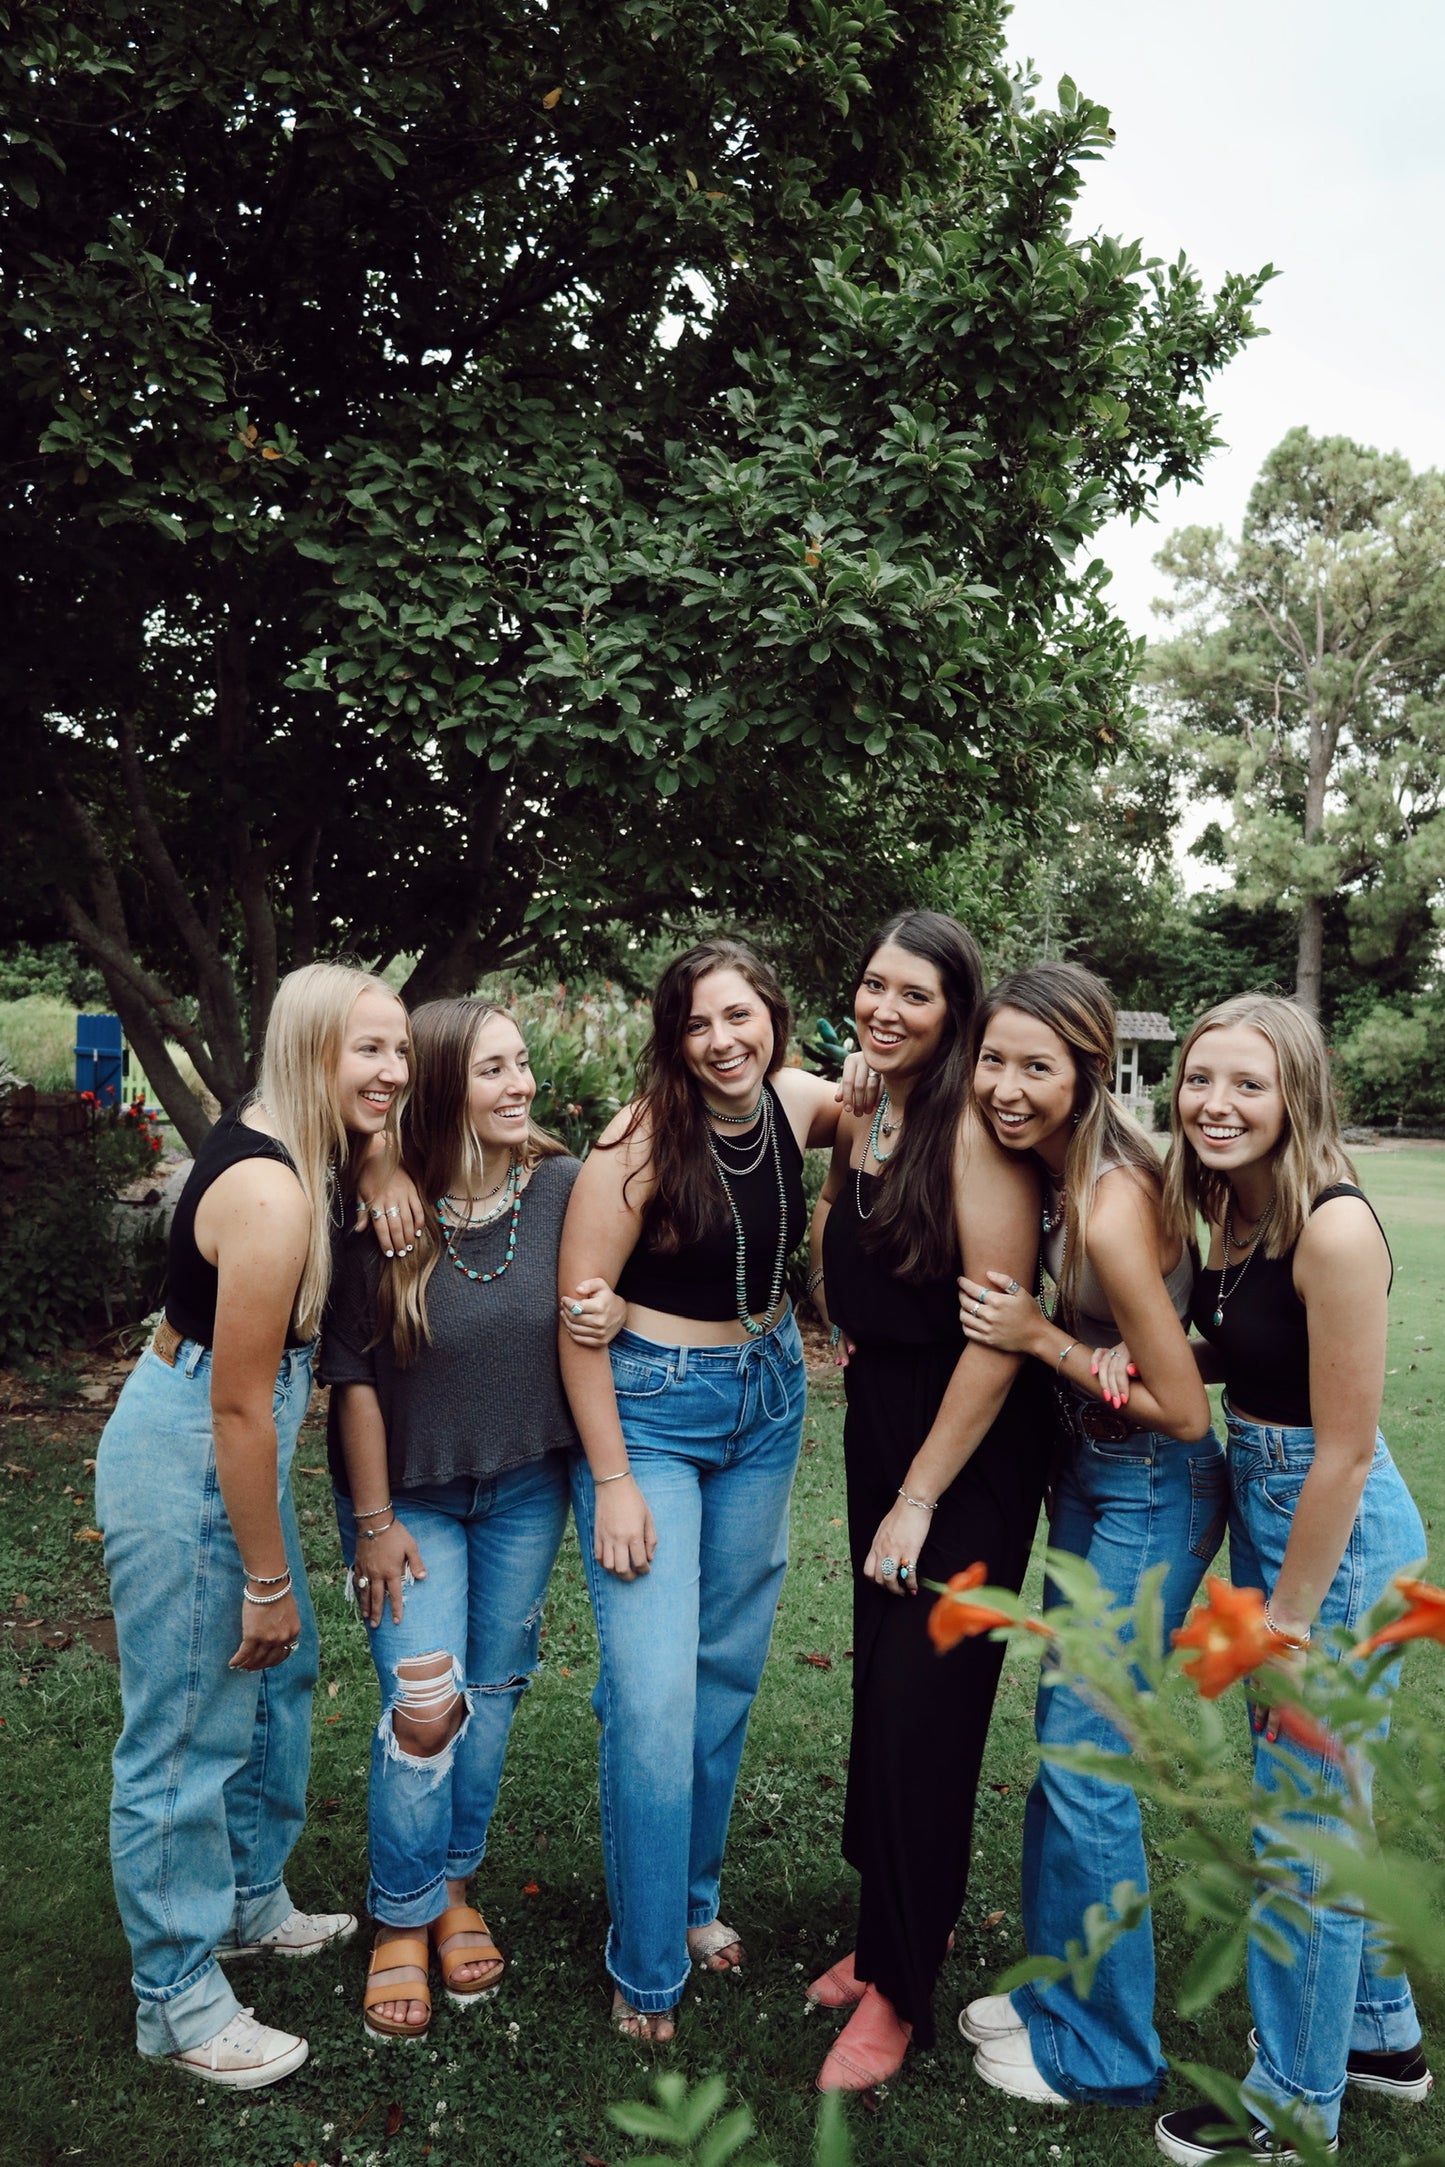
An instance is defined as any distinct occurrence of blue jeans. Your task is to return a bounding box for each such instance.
[570,1312,806,2012]
[1014,1421,1228,2104]
[96,1336,317,2056]
[1227,1406,1425,2141]
[335,1456,570,1925]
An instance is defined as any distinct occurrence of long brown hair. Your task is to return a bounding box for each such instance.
[857,911,985,1283]
[377,998,567,1363]
[971,963,1161,1327]
[1163,994,1356,1256]
[610,939,792,1251]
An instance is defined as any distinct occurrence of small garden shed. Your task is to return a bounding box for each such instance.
[1114,1010,1176,1130]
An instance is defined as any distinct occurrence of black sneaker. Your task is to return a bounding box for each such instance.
[1154,2104,1337,2165]
[1247,2026,1435,2105]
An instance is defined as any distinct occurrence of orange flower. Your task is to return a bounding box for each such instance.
[1352,1575,1445,1659]
[1172,1577,1273,1698]
[928,1563,1046,1653]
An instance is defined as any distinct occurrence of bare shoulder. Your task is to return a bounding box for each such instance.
[770,1066,830,1118]
[202,1153,309,1232]
[1296,1190,1388,1275]
[956,1102,1035,1196]
[1090,1163,1159,1238]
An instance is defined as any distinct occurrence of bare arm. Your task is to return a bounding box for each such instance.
[865,1113,1040,1595]
[335,1382,426,1628]
[557,1109,658,1580]
[806,1117,859,1336]
[200,1160,311,1670]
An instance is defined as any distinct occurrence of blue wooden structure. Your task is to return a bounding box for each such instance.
[75,1012,125,1107]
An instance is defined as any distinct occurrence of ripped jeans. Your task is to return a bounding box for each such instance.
[335,1455,569,1926]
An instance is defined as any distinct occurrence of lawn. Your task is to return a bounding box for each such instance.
[2,1146,1442,2167]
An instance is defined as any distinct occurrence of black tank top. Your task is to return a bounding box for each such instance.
[822,1169,963,1348]
[1191,1183,1391,1426]
[617,1082,806,1322]
[166,1102,307,1348]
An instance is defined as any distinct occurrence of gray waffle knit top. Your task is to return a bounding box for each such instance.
[1042,1158,1194,1399]
[321,1153,580,1492]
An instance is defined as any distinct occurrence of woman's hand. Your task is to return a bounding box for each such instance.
[231,1587,303,1671]
[863,1497,935,1598]
[1248,1640,1313,1749]
[1092,1341,1136,1408]
[593,1473,658,1582]
[352,1518,427,1628]
[560,1277,627,1347]
[833,1330,856,1369]
[958,1269,1040,1356]
[354,1158,426,1257]
[835,1053,882,1117]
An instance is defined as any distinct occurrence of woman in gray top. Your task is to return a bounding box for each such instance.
[953,964,1224,2109]
[322,997,620,2043]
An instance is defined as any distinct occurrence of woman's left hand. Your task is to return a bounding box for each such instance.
[863,1497,935,1598]
[560,1277,626,1347]
[958,1269,1038,1354]
[1249,1640,1314,1749]
[835,1053,882,1117]
[355,1159,426,1257]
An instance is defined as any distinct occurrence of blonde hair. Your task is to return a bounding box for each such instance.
[378,999,567,1365]
[972,963,1161,1328]
[255,962,407,1337]
[1163,994,1355,1256]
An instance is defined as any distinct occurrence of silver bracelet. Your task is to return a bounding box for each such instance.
[357,1516,397,1539]
[243,1579,293,1606]
[354,1501,394,1519]
[593,1468,632,1485]
[1264,1602,1311,1647]
[805,1264,826,1296]
[897,1487,937,1514]
[1055,1340,1078,1373]
[243,1567,291,1586]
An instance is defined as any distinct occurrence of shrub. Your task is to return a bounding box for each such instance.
[1334,997,1445,1126]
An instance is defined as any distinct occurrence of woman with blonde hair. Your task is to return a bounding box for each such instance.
[97,963,410,2087]
[954,962,1222,2107]
[322,997,622,2042]
[1147,995,1431,2165]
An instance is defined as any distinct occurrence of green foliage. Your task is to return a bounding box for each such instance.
[0,995,76,1092]
[0,943,104,1006]
[1334,995,1445,1126]
[0,1148,119,1365]
[606,2075,854,2167]
[1,0,1268,1142]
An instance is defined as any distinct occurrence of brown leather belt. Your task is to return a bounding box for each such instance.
[1073,1397,1134,1445]
[151,1316,185,1367]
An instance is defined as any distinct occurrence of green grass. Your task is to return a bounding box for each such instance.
[2,1148,1443,2167]
[0,994,75,1091]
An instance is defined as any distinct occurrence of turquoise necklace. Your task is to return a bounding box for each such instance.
[437,1159,523,1284]
[706,1089,788,1337]
[855,1091,896,1222]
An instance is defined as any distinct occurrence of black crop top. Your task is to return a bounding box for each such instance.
[166,1102,309,1348]
[617,1082,806,1321]
[1191,1184,1391,1426]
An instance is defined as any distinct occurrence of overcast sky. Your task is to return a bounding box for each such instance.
[1002,0,1445,640]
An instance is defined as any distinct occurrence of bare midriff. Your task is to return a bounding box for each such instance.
[622,1297,793,1348]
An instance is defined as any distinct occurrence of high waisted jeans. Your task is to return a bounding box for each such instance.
[570,1311,806,2013]
[335,1456,569,1925]
[1227,1405,1425,2141]
[96,1336,317,2056]
[1013,1420,1228,2104]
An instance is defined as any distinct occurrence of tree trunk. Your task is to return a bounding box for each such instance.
[1295,897,1323,1018]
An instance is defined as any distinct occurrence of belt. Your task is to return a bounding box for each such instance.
[151,1316,186,1367]
[1073,1397,1134,1445]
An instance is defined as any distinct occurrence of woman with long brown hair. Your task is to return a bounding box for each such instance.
[322,997,620,2043]
[558,938,867,2042]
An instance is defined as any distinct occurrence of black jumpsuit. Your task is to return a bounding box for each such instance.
[823,1169,1050,2046]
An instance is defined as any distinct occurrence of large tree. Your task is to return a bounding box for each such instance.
[1,0,1266,1141]
[1146,429,1445,1018]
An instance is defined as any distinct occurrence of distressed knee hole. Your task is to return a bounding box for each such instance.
[385,1650,468,1763]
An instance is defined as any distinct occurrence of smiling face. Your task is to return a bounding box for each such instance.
[465,1011,536,1153]
[1176,1022,1286,1175]
[854,941,949,1082]
[679,967,778,1108]
[334,989,410,1135]
[973,1005,1078,1161]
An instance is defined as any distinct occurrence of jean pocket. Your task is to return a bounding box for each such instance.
[610,1354,674,1399]
[1257,1470,1308,1521]
[1188,1453,1229,1563]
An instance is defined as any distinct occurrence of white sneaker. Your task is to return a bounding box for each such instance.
[220,1907,358,1962]
[167,2008,308,2089]
[973,2029,1069,2106]
[960,1992,1028,2046]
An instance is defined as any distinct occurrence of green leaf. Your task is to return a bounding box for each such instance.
[1177,1928,1245,2017]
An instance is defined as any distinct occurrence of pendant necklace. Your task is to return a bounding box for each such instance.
[1211,1196,1273,1328]
[855,1092,897,1221]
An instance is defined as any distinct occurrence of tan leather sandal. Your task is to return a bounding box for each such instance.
[429,1903,504,2004]
[363,1931,431,2042]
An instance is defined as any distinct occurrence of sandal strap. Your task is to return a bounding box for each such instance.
[690,1920,743,1964]
[430,1903,502,1978]
[365,1933,431,2008]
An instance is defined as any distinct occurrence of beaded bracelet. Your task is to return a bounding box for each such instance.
[354,1501,393,1519]
[804,1264,825,1297]
[897,1487,938,1514]
[243,1579,293,1606]
[1264,1603,1311,1648]
[357,1516,397,1539]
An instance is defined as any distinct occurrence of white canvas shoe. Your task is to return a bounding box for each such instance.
[166,2008,308,2089]
[973,2028,1069,2106]
[220,1907,358,1961]
[959,1992,1028,2046]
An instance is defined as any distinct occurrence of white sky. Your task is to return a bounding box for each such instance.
[1003,0,1445,641]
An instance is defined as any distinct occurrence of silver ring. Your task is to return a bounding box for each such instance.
[368,1206,385,1220]
[972,1299,982,1316]
[355,1573,370,1590]
[1006,1279,1021,1296]
[386,1205,401,1220]
[880,1557,897,1580]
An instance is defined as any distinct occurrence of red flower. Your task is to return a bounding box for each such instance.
[1173,1578,1273,1698]
[928,1563,1047,1654]
[1352,1575,1445,1659]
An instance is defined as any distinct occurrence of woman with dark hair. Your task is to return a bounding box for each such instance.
[559,938,869,2042]
[322,998,622,2043]
[804,911,1051,2091]
[954,962,1221,2108]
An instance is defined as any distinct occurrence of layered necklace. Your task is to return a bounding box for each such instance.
[1209,1193,1274,1328]
[437,1156,524,1285]
[855,1090,897,1221]
[705,1088,788,1337]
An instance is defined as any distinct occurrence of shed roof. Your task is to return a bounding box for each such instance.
[1116,1011,1176,1042]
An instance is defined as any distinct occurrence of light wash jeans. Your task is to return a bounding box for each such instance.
[335,1456,569,1924]
[1013,1421,1228,2103]
[96,1336,317,2056]
[570,1312,806,2013]
[1227,1406,1425,2141]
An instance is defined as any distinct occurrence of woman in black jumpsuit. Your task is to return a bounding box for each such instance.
[807,912,1050,2088]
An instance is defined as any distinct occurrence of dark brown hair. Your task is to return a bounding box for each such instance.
[857,911,985,1282]
[376,999,566,1363]
[611,939,793,1250]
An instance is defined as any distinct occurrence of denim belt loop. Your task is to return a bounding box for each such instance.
[183,1339,206,1379]
[674,1342,689,1383]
